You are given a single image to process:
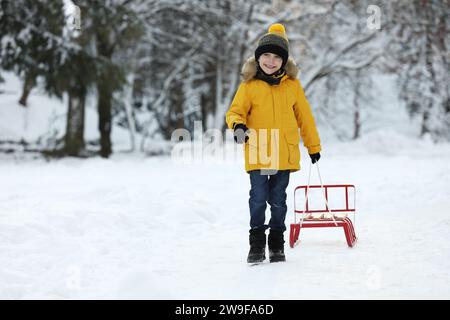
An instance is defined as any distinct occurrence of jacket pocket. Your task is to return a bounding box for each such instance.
[285,130,300,165]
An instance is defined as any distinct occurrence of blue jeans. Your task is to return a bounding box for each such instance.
[248,170,290,231]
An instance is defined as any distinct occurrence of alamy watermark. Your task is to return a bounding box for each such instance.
[66,265,81,290]
[170,121,282,168]
[367,5,381,30]
[67,4,81,31]
[366,265,382,290]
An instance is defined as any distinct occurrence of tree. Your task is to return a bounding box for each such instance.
[131,0,289,142]
[0,0,65,107]
[286,0,384,140]
[387,0,449,140]
[73,0,144,157]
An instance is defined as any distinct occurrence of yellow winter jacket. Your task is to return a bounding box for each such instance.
[225,56,321,172]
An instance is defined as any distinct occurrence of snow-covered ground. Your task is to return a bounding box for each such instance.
[0,137,449,299]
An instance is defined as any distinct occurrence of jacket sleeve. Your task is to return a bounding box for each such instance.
[225,82,251,130]
[292,79,322,154]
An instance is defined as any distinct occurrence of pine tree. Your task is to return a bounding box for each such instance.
[0,0,65,107]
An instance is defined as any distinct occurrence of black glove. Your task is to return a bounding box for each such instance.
[233,123,249,144]
[310,152,321,164]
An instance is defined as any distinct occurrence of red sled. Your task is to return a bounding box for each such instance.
[290,181,357,248]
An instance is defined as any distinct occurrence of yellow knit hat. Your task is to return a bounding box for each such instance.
[266,23,289,42]
[255,23,290,67]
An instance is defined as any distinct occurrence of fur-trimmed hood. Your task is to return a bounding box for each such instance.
[241,56,299,82]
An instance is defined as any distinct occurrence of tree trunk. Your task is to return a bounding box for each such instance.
[214,54,223,130]
[353,108,361,140]
[97,82,112,158]
[353,70,361,140]
[124,74,137,152]
[420,1,436,138]
[420,110,430,137]
[65,91,86,156]
[18,76,36,107]
[201,65,215,129]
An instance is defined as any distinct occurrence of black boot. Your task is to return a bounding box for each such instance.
[247,228,266,264]
[268,229,286,263]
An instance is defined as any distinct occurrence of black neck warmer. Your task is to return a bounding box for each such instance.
[255,65,286,85]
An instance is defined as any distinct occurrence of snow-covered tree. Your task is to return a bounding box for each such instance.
[386,0,449,141]
[70,0,144,157]
[0,0,65,106]
[129,0,298,145]
[49,29,97,157]
[284,0,385,140]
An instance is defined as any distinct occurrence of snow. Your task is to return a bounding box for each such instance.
[0,136,449,299]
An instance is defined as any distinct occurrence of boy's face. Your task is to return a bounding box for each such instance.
[258,52,283,75]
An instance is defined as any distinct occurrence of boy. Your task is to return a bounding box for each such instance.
[225,23,321,264]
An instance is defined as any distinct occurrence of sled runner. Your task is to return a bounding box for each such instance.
[290,163,357,248]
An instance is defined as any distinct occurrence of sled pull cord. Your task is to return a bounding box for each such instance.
[316,162,339,226]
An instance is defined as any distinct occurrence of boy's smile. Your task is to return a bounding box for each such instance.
[263,64,276,70]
